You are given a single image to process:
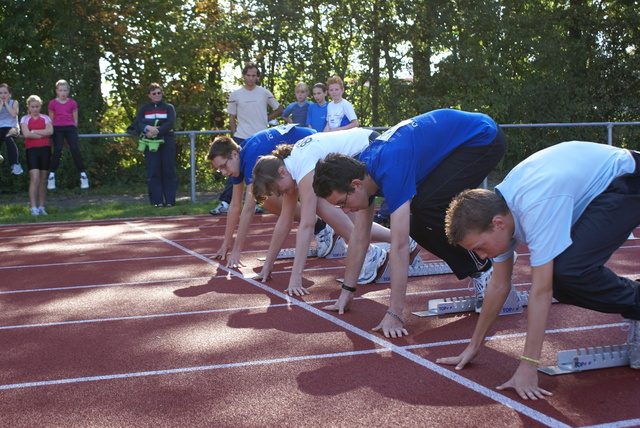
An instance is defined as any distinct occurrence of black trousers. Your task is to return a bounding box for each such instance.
[409,127,507,279]
[553,150,640,320]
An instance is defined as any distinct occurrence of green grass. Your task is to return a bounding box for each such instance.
[0,200,217,224]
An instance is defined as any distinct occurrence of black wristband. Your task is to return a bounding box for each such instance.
[341,284,357,293]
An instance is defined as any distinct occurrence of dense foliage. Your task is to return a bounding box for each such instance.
[1,0,639,194]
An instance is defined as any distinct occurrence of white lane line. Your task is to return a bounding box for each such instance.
[580,419,640,428]
[0,348,386,391]
[122,222,570,428]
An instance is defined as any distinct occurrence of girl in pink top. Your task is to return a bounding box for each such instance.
[20,95,53,215]
[47,79,89,190]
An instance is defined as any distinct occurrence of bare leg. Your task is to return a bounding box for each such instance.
[29,169,39,208]
[38,169,48,207]
[262,195,302,222]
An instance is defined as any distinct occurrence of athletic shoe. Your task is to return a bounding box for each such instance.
[209,201,229,215]
[47,174,56,190]
[255,205,264,214]
[627,318,640,369]
[471,265,493,313]
[30,207,39,216]
[471,252,518,313]
[357,244,388,284]
[80,174,89,189]
[0,154,4,164]
[11,163,23,175]
[315,224,335,258]
[38,206,48,215]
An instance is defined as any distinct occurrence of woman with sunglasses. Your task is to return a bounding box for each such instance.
[132,83,177,207]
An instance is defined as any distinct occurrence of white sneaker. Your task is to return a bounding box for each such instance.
[38,206,48,215]
[0,154,3,164]
[626,319,640,369]
[357,244,388,284]
[254,205,264,214]
[47,174,56,190]
[30,207,40,216]
[80,174,89,189]
[471,265,493,313]
[471,252,518,313]
[11,164,23,175]
[209,201,229,215]
[314,224,335,258]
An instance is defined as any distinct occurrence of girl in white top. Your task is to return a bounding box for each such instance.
[252,128,392,296]
[0,83,23,174]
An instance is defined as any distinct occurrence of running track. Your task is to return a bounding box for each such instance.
[1,214,639,427]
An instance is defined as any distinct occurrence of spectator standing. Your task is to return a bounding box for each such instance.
[132,83,177,207]
[19,95,53,216]
[47,79,89,190]
[211,62,283,215]
[306,83,328,133]
[0,84,23,175]
[282,82,310,126]
[323,76,358,132]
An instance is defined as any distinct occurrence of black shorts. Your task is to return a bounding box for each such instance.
[26,146,51,171]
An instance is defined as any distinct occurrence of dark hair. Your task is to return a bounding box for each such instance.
[252,145,293,203]
[445,188,509,245]
[312,83,326,92]
[148,83,162,94]
[207,136,240,160]
[312,153,366,198]
[242,62,261,77]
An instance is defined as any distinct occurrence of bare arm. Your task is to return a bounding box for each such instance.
[327,118,359,132]
[496,262,554,400]
[7,100,19,118]
[257,190,297,282]
[214,182,244,262]
[268,105,284,122]
[227,184,260,267]
[285,172,318,296]
[436,254,515,365]
[323,202,374,314]
[73,110,79,127]
[229,114,238,136]
[372,201,410,337]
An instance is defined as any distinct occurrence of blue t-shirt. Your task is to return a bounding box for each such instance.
[233,125,316,185]
[358,109,498,213]
[306,102,328,132]
[282,101,311,126]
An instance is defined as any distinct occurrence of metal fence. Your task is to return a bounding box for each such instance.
[79,121,640,203]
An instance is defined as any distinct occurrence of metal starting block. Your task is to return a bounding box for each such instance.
[539,343,632,375]
[412,288,545,317]
[258,236,347,261]
[373,255,453,283]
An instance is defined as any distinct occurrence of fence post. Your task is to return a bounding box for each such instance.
[189,132,197,203]
[607,123,613,146]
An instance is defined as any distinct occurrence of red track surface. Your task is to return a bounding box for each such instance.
[1,214,639,427]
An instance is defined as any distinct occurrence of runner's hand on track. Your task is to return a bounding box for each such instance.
[372,313,408,338]
[436,345,479,370]
[496,364,553,400]
[285,276,309,296]
[322,289,353,314]
[212,244,229,261]
[225,250,244,268]
[255,265,272,282]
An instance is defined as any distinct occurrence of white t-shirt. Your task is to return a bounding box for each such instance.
[284,128,372,183]
[494,141,636,266]
[227,86,280,139]
[326,99,357,130]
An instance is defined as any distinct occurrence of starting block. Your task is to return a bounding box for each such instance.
[413,287,526,317]
[368,242,453,284]
[539,343,632,375]
[629,232,638,240]
[258,236,347,261]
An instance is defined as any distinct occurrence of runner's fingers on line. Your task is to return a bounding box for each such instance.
[497,380,553,401]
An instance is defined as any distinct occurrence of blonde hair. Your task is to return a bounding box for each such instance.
[26,95,42,105]
[55,79,69,89]
[295,82,309,93]
[326,75,344,89]
[251,145,293,203]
